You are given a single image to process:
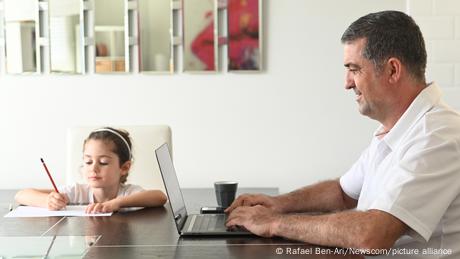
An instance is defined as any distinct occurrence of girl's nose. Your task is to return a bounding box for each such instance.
[90,163,99,173]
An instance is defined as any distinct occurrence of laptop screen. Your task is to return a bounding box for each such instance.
[155,143,188,232]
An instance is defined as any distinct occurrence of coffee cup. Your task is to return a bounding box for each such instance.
[214,181,238,208]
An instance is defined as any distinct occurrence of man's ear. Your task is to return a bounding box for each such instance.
[386,57,402,84]
[120,160,132,175]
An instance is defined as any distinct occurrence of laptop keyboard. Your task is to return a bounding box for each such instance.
[191,214,227,232]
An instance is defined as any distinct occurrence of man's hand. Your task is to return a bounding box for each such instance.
[225,205,280,237]
[225,193,284,214]
[86,199,120,214]
[46,192,68,210]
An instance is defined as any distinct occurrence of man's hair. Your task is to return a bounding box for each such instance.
[341,10,426,83]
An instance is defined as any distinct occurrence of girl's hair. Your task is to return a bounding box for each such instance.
[83,127,133,183]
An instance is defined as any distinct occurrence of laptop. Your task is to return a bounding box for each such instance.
[155,143,252,236]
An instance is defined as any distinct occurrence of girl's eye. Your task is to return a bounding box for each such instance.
[99,161,109,166]
[84,161,92,165]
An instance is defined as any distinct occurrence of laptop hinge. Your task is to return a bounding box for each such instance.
[178,211,188,232]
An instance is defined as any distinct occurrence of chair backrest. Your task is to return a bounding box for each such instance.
[66,125,171,191]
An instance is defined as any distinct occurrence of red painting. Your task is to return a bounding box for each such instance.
[228,0,260,71]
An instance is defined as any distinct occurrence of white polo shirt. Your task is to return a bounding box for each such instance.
[340,83,460,258]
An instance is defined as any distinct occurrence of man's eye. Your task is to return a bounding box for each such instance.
[99,161,109,166]
[349,70,360,75]
[350,67,361,74]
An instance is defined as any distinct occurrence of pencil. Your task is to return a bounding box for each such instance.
[40,158,60,193]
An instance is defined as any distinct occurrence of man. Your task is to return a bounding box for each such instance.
[226,11,460,257]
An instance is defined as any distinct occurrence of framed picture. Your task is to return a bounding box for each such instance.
[227,0,262,71]
[183,0,217,72]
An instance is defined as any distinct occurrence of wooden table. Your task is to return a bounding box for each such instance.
[0,188,353,258]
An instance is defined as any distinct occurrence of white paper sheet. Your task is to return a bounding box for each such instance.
[4,205,112,217]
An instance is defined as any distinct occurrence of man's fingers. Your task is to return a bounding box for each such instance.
[225,208,239,223]
[226,212,237,223]
[225,195,246,213]
[225,202,239,213]
[226,211,244,227]
[226,194,256,213]
[242,197,255,206]
[226,218,239,227]
[225,194,273,214]
[226,206,248,224]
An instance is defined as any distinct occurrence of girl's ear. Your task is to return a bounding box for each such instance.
[120,160,132,175]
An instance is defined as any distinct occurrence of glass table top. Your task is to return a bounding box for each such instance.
[0,236,99,259]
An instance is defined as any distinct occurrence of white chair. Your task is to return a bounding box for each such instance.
[66,125,172,191]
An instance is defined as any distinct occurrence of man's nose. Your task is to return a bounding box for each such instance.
[344,71,354,90]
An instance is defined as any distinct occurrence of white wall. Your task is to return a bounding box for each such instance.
[408,0,460,88]
[0,0,459,193]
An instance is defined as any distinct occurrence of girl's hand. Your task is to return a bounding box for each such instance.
[46,192,69,210]
[85,199,120,214]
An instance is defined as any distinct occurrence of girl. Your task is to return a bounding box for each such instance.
[15,127,167,213]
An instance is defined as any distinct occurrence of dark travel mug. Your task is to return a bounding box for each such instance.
[214,181,238,208]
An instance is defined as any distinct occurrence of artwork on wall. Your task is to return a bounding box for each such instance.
[4,0,38,74]
[183,0,216,72]
[0,0,263,75]
[49,0,81,74]
[138,0,172,73]
[227,0,261,71]
[94,0,126,73]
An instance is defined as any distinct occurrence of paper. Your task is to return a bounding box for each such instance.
[4,205,112,218]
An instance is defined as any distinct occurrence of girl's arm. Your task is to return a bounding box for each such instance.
[116,190,167,208]
[15,189,68,210]
[86,190,167,213]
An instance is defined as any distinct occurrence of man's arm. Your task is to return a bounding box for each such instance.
[276,179,357,213]
[273,209,407,250]
[226,179,357,214]
[226,205,407,251]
